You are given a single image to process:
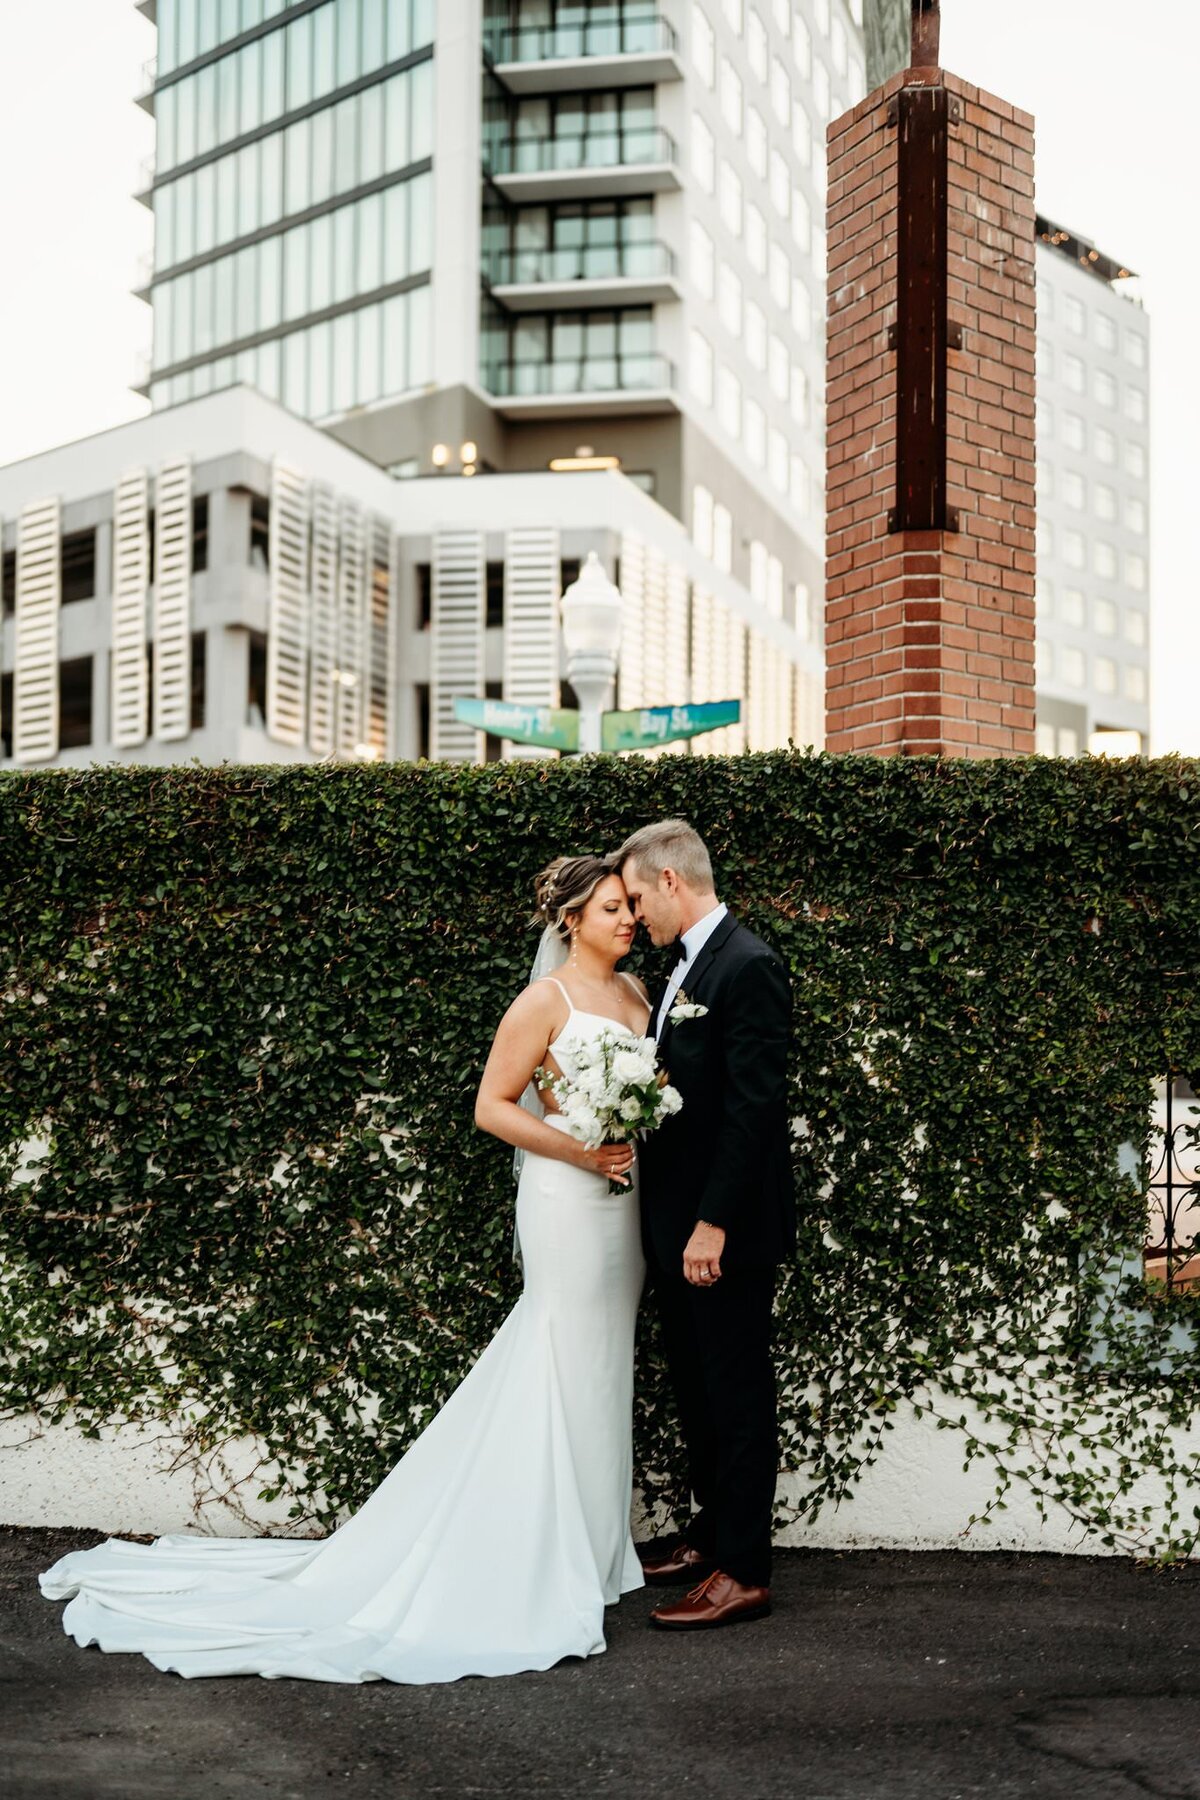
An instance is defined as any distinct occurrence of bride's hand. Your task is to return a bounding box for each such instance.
[576,1140,636,1186]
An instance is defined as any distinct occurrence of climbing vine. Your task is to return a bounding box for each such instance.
[2,752,1199,1553]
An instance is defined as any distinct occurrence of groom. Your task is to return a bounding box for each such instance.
[616,819,794,1629]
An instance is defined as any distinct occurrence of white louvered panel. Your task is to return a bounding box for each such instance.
[775,646,794,749]
[111,469,150,749]
[335,500,367,758]
[706,595,732,754]
[616,532,644,711]
[153,457,191,742]
[385,530,401,760]
[794,664,823,750]
[664,562,690,710]
[747,631,770,751]
[266,459,310,747]
[365,515,392,760]
[431,529,484,762]
[641,546,667,708]
[502,528,560,761]
[14,497,61,764]
[725,610,747,755]
[689,589,718,757]
[307,483,338,756]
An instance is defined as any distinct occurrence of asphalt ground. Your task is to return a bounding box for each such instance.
[3,1527,1200,1800]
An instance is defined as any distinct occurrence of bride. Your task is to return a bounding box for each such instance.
[39,854,654,1683]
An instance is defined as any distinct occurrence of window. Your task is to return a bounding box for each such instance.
[1063,353,1085,393]
[1035,576,1053,617]
[1064,528,1086,569]
[1125,441,1146,479]
[58,656,94,749]
[1064,295,1085,335]
[1124,552,1147,591]
[768,332,788,399]
[1038,397,1055,437]
[1036,277,1054,320]
[767,555,784,618]
[717,364,742,438]
[1094,657,1116,695]
[713,503,732,573]
[749,539,768,604]
[746,106,767,178]
[746,300,766,368]
[1036,459,1054,498]
[720,58,743,132]
[746,203,766,272]
[791,98,812,166]
[1061,646,1085,687]
[689,328,714,404]
[692,484,715,557]
[769,241,789,311]
[790,362,809,424]
[1125,664,1148,702]
[790,184,810,249]
[745,398,766,465]
[692,4,716,83]
[1094,541,1116,579]
[747,7,767,79]
[61,528,97,604]
[1035,638,1053,679]
[1093,482,1115,521]
[1124,607,1147,646]
[1125,385,1147,423]
[717,262,742,335]
[770,56,790,126]
[1125,497,1147,535]
[814,0,830,32]
[1125,329,1147,368]
[813,59,830,121]
[1062,411,1085,451]
[691,113,715,191]
[791,276,812,339]
[768,427,788,492]
[831,15,848,73]
[1064,470,1086,509]
[1061,588,1085,626]
[1035,722,1056,756]
[789,453,810,515]
[770,149,789,218]
[1094,425,1116,465]
[792,10,811,76]
[1093,368,1116,408]
[1059,727,1080,757]
[1094,312,1117,352]
[690,220,715,296]
[794,581,812,639]
[723,0,743,28]
[1093,598,1116,636]
[1036,335,1054,378]
[719,160,743,235]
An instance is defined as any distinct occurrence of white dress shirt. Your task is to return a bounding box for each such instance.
[653,902,728,1040]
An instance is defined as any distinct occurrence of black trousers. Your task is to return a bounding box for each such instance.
[649,1256,778,1589]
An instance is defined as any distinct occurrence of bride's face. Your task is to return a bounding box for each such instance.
[570,874,636,962]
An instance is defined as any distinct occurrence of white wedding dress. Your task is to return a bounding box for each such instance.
[39,991,647,1683]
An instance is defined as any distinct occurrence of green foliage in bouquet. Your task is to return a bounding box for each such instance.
[2,751,1200,1552]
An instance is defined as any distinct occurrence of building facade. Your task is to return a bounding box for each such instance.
[0,387,821,768]
[1033,214,1150,756]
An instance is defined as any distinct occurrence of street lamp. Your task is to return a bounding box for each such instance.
[559,551,623,754]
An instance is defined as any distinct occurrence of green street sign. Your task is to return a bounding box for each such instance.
[453,697,581,752]
[600,699,741,753]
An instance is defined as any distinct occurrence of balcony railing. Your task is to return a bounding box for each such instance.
[488,15,679,63]
[488,126,677,179]
[486,352,674,399]
[489,240,677,287]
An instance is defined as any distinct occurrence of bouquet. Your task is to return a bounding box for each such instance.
[535,1028,682,1191]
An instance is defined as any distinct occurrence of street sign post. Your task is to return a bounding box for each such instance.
[453,696,740,755]
[453,697,581,753]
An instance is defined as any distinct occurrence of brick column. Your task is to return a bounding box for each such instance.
[824,66,1037,756]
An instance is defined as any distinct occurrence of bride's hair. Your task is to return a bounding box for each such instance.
[533,854,618,939]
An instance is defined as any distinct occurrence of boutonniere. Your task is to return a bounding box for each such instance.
[668,988,709,1024]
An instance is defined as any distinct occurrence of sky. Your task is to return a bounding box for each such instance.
[0,0,1195,751]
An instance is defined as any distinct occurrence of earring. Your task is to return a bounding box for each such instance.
[570,929,579,967]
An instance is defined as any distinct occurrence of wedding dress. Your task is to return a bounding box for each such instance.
[39,988,646,1683]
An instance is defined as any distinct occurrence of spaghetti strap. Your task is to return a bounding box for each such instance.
[542,976,574,1012]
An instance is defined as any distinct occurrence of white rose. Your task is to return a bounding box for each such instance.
[612,1048,650,1085]
[619,1095,642,1123]
[657,1085,683,1117]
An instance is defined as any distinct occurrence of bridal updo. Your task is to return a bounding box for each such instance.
[533,854,618,940]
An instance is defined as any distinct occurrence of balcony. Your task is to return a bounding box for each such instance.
[133,153,156,208]
[489,15,683,92]
[484,352,678,420]
[489,240,681,311]
[136,54,157,114]
[132,250,154,304]
[487,127,681,202]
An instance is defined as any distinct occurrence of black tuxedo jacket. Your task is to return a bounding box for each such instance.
[639,912,796,1272]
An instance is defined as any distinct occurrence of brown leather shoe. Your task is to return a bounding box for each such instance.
[649,1569,771,1629]
[637,1540,716,1585]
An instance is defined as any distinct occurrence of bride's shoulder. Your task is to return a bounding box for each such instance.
[504,976,569,1024]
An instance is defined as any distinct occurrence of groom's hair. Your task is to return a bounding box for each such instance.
[616,819,714,892]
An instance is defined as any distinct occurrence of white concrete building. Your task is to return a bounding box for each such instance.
[1033,214,1151,756]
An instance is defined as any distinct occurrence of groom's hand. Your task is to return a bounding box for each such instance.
[683,1222,726,1286]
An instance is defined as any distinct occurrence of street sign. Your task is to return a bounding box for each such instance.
[600,700,741,753]
[453,697,581,753]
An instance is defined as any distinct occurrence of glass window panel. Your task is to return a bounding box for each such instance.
[283,224,310,321]
[237,345,258,384]
[283,327,309,412]
[332,206,356,302]
[362,0,386,72]
[382,180,408,282]
[194,162,216,254]
[220,0,240,39]
[258,234,282,331]
[332,311,357,409]
[310,106,334,206]
[175,272,194,361]
[288,15,315,111]
[158,84,178,171]
[410,58,433,158]
[285,117,312,214]
[407,282,430,383]
[242,0,265,29]
[337,0,362,86]
[193,62,218,157]
[257,336,282,401]
[153,278,174,367]
[333,94,359,192]
[408,171,432,269]
[411,0,434,49]
[234,244,257,338]
[192,360,214,397]
[262,27,284,122]
[358,299,381,400]
[357,193,383,291]
[160,2,178,73]
[176,0,197,64]
[309,212,333,310]
[176,73,197,164]
[216,153,238,243]
[239,39,262,136]
[382,291,408,393]
[197,0,219,55]
[259,130,282,224]
[360,84,384,183]
[384,70,410,168]
[620,308,654,355]
[155,183,176,269]
[217,51,240,144]
[312,2,337,98]
[386,0,411,60]
[309,319,332,414]
[214,255,235,344]
[235,143,259,236]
